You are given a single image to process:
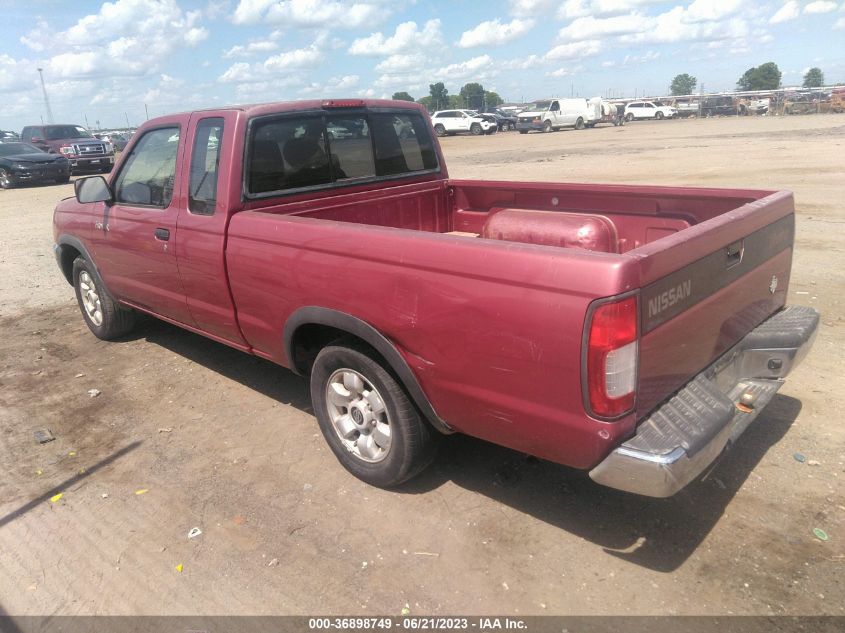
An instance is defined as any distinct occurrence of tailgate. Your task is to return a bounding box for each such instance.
[634,192,795,418]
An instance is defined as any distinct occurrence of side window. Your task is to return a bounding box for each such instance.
[114,127,179,208]
[22,128,34,142]
[188,117,224,215]
[248,116,330,194]
[325,115,374,180]
[371,113,437,175]
[551,101,560,111]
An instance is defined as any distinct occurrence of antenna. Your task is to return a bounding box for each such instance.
[37,68,54,123]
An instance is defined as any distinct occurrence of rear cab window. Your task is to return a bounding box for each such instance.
[245,107,438,198]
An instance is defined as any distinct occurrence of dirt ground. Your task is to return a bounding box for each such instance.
[0,115,842,616]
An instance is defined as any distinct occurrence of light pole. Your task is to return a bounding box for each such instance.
[37,67,54,124]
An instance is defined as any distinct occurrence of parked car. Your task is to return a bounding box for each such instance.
[624,101,678,121]
[700,96,738,117]
[670,98,701,118]
[20,124,115,174]
[95,132,129,151]
[0,142,71,188]
[430,109,497,136]
[516,98,591,133]
[55,98,818,497]
[0,130,21,143]
[482,108,518,131]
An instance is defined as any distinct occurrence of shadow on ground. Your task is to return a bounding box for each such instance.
[122,317,802,574]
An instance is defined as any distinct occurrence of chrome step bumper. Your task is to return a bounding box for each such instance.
[589,305,819,497]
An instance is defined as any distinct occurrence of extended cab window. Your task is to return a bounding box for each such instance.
[246,111,437,197]
[114,127,179,208]
[371,113,437,175]
[189,118,223,215]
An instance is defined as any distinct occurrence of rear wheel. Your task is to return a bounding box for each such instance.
[625,113,634,122]
[72,257,135,340]
[470,123,482,135]
[310,344,440,487]
[0,168,14,189]
[575,117,585,130]
[543,120,553,133]
[433,124,446,137]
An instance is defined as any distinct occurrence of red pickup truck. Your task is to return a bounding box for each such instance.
[53,99,818,497]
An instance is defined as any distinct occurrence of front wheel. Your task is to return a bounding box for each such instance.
[310,344,440,488]
[575,117,585,130]
[470,123,482,135]
[0,168,15,189]
[433,124,446,137]
[655,111,664,120]
[543,120,553,133]
[72,257,135,340]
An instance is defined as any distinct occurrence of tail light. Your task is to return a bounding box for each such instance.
[584,294,638,419]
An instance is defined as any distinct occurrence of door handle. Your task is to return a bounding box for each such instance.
[154,228,170,241]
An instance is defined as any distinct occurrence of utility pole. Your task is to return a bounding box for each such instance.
[84,114,90,129]
[125,112,131,129]
[144,103,149,121]
[37,68,54,124]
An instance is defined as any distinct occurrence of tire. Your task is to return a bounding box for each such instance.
[310,344,440,488]
[655,111,664,120]
[543,120,553,133]
[575,117,585,130]
[519,130,528,134]
[470,123,482,135]
[433,124,446,137]
[625,113,634,122]
[0,168,15,189]
[72,256,135,340]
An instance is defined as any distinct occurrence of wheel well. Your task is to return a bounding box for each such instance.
[59,245,82,285]
[290,323,384,375]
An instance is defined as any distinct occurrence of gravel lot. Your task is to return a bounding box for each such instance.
[0,114,842,615]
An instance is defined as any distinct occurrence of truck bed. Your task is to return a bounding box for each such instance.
[227,178,794,469]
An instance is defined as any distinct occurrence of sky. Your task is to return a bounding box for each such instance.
[2,0,844,131]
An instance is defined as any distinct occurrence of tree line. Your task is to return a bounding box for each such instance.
[668,64,829,96]
[392,82,504,112]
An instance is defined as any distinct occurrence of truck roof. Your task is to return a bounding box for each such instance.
[152,98,427,121]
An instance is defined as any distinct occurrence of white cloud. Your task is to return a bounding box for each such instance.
[500,55,543,70]
[219,36,325,82]
[835,16,845,29]
[434,55,496,81]
[349,20,442,56]
[509,0,557,15]
[546,67,582,78]
[558,14,650,40]
[619,6,748,44]
[804,1,838,13]
[223,40,279,58]
[0,54,35,93]
[300,74,360,95]
[558,0,669,19]
[770,1,800,24]
[546,40,602,60]
[458,19,535,48]
[685,0,743,22]
[375,54,431,73]
[38,0,208,79]
[232,0,387,28]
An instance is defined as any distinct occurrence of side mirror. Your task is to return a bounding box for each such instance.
[75,176,113,204]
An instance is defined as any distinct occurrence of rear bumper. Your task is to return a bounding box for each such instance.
[589,305,819,497]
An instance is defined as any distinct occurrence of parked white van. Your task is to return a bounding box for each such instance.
[516,98,592,133]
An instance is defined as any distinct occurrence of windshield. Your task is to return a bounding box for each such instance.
[45,125,93,140]
[0,142,43,156]
[533,101,552,110]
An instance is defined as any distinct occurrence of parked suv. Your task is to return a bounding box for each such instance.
[20,124,115,173]
[430,110,496,136]
[624,101,677,122]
